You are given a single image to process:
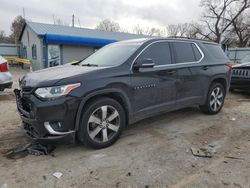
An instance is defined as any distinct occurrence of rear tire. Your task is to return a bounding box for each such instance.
[200,82,225,115]
[77,97,125,149]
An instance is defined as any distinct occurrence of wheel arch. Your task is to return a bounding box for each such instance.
[210,76,228,92]
[201,75,228,105]
[75,88,132,131]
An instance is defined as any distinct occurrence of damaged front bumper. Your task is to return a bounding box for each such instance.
[14,89,80,144]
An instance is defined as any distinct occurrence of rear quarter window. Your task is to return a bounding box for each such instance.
[192,44,202,61]
[203,43,228,60]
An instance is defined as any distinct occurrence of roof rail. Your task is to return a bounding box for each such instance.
[167,36,214,43]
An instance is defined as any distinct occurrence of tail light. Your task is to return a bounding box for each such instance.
[0,62,9,72]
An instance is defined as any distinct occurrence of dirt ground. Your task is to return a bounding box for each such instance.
[1,67,250,188]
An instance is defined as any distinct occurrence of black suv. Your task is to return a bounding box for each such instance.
[15,38,231,149]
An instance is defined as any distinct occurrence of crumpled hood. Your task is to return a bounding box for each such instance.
[20,64,103,88]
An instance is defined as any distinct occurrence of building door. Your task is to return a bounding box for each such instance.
[48,45,61,67]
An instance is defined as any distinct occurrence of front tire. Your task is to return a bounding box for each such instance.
[78,97,126,149]
[200,82,225,115]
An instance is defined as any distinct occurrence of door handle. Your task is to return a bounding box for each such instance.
[202,66,208,70]
[167,70,176,75]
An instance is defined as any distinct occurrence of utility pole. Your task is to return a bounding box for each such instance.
[72,14,75,27]
[78,18,81,27]
[22,8,26,19]
[53,14,55,24]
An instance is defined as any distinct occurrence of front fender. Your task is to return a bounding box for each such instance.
[74,88,133,131]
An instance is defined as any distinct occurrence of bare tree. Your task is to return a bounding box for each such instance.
[166,24,180,36]
[9,15,25,43]
[198,0,250,43]
[53,17,69,26]
[0,30,12,43]
[166,23,201,38]
[132,24,144,35]
[55,19,64,25]
[96,19,121,32]
[133,24,165,36]
[229,13,250,47]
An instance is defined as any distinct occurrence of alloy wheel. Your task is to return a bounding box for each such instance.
[210,87,224,112]
[87,105,120,143]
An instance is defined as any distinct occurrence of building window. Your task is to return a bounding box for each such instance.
[22,46,27,58]
[27,31,30,47]
[32,44,37,59]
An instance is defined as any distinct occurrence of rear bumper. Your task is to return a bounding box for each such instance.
[14,89,80,144]
[230,77,250,90]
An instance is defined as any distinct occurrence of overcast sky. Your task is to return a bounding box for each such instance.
[1,0,203,35]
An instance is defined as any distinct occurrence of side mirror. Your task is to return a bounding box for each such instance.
[133,59,155,70]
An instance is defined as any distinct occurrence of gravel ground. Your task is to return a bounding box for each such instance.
[0,67,250,188]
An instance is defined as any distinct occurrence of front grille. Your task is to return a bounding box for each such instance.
[15,89,33,118]
[22,87,34,94]
[21,97,32,113]
[232,69,250,78]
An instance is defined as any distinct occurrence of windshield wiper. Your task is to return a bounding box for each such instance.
[81,63,98,67]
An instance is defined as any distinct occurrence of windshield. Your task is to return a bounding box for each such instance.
[79,43,140,67]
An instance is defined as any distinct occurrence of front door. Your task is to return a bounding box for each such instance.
[130,41,177,119]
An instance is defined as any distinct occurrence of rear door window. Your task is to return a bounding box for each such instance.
[171,42,197,63]
[137,42,172,66]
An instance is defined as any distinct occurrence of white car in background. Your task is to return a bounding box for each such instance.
[0,56,12,91]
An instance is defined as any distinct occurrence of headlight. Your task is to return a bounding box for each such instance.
[35,83,81,99]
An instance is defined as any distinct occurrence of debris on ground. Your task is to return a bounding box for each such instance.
[0,183,7,188]
[208,144,216,148]
[126,172,131,176]
[3,142,56,159]
[230,117,236,121]
[115,182,121,187]
[221,180,230,186]
[43,176,47,180]
[191,147,212,158]
[27,142,55,156]
[4,144,30,159]
[224,156,244,160]
[53,172,63,179]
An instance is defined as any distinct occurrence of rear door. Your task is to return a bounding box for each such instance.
[170,41,205,106]
[130,41,177,119]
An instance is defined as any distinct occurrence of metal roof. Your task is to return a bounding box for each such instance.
[25,21,147,41]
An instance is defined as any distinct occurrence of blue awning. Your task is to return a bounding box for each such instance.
[44,34,117,47]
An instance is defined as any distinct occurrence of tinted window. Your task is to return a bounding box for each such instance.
[172,42,196,63]
[203,43,228,60]
[192,44,202,61]
[137,42,171,66]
